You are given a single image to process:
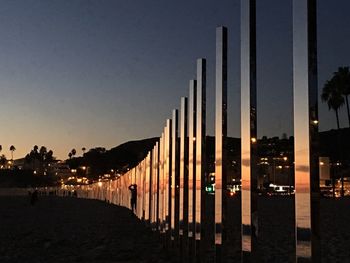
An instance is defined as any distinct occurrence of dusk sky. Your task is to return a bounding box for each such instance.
[0,0,349,160]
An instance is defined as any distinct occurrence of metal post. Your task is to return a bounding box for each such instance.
[241,0,258,261]
[293,0,320,262]
[172,109,180,243]
[215,26,228,260]
[196,58,207,259]
[188,80,197,260]
[180,97,189,259]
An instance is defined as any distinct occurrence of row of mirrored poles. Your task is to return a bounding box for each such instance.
[76,0,320,262]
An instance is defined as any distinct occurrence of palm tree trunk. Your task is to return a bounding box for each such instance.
[336,109,340,129]
[346,95,350,127]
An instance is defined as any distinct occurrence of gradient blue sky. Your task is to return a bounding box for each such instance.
[0,0,349,160]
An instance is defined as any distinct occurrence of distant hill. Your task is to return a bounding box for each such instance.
[1,128,349,187]
[67,127,350,178]
[66,137,159,177]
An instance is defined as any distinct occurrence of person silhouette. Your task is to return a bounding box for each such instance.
[128,184,137,213]
[30,189,38,206]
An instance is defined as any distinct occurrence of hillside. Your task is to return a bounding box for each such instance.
[66,137,159,177]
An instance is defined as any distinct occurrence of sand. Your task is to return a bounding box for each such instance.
[0,196,169,263]
[1,195,349,262]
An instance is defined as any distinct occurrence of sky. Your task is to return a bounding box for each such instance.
[0,0,349,160]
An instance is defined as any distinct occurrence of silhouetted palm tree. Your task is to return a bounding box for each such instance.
[33,145,39,153]
[0,154,6,166]
[39,146,47,161]
[321,77,344,129]
[82,147,86,156]
[68,152,73,159]
[71,149,77,158]
[9,145,16,161]
[334,67,350,126]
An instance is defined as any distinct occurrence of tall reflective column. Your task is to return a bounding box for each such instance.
[188,80,197,260]
[155,141,160,230]
[159,132,165,232]
[293,0,320,262]
[215,26,228,260]
[241,0,258,260]
[149,150,153,224]
[150,147,155,225]
[180,97,189,259]
[171,109,179,243]
[145,152,152,222]
[165,119,172,240]
[196,58,206,259]
[139,161,142,218]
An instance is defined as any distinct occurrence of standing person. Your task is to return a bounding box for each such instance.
[30,189,38,206]
[128,184,137,213]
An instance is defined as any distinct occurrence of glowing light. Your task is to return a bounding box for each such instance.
[251,137,257,143]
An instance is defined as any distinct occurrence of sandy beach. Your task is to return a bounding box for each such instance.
[1,195,350,262]
[0,196,169,263]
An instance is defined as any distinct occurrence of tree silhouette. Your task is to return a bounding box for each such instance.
[39,146,47,162]
[0,154,6,166]
[46,150,54,162]
[0,145,2,154]
[82,147,86,156]
[321,77,345,129]
[9,145,16,161]
[333,67,350,127]
[71,149,77,158]
[33,145,39,153]
[68,152,73,159]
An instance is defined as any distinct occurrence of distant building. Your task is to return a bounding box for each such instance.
[49,161,71,178]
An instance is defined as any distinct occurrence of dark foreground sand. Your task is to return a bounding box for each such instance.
[1,196,350,263]
[0,196,169,263]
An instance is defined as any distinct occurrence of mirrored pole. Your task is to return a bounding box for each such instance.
[164,126,168,233]
[163,124,169,234]
[153,144,158,228]
[171,109,180,243]
[188,80,197,260]
[140,160,143,219]
[150,147,155,226]
[166,119,173,241]
[159,132,165,232]
[146,152,152,222]
[241,0,258,260]
[293,0,320,261]
[140,161,144,219]
[149,148,154,225]
[152,143,158,230]
[155,141,160,231]
[215,26,228,259]
[128,172,132,209]
[180,97,189,241]
[138,161,142,219]
[196,58,206,259]
[133,167,136,185]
